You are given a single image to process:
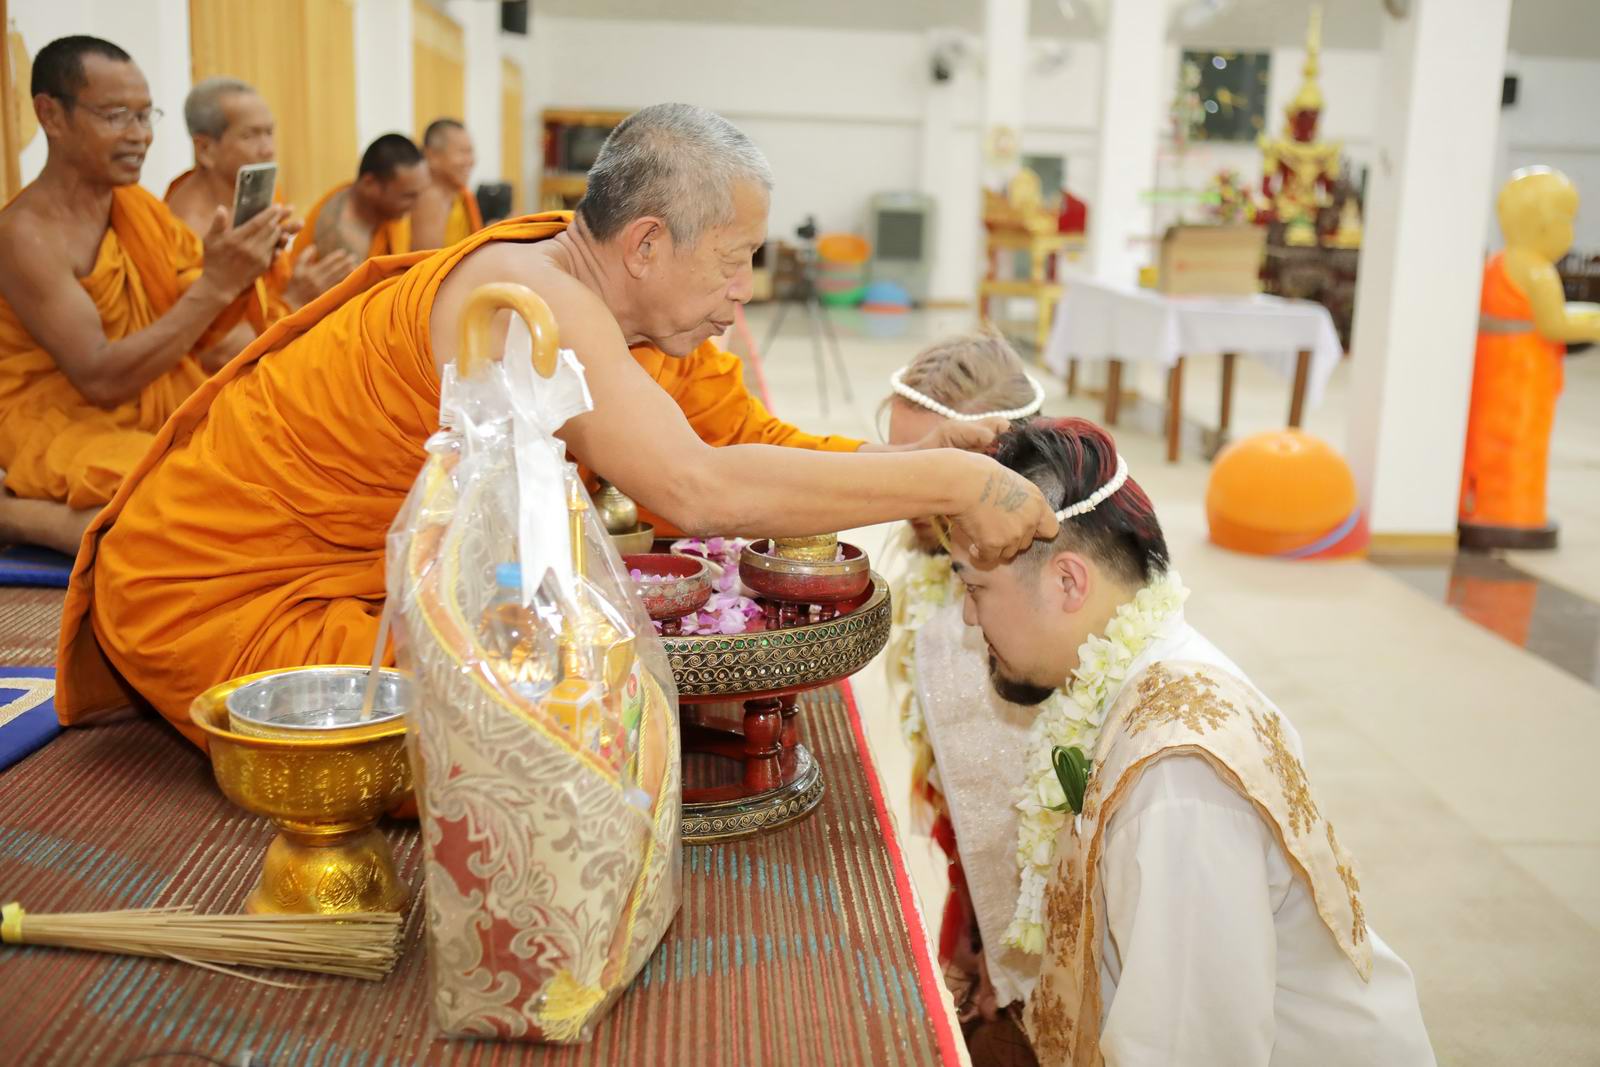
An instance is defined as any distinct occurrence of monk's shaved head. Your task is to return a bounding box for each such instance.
[185,76,255,139]
[423,118,465,150]
[32,35,132,103]
[577,102,773,249]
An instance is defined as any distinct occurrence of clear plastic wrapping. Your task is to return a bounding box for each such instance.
[388,329,681,1044]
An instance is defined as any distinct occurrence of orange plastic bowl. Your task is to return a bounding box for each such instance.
[816,233,871,265]
[1206,430,1367,559]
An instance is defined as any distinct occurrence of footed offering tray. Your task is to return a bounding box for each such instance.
[657,567,890,842]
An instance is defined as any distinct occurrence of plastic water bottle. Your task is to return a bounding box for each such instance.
[479,564,558,700]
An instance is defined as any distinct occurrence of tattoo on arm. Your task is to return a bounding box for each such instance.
[977,473,997,505]
[995,474,1032,513]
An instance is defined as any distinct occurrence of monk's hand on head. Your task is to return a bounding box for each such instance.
[949,454,1058,564]
[918,415,1012,453]
[200,204,290,298]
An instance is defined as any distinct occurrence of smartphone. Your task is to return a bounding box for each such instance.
[232,162,278,227]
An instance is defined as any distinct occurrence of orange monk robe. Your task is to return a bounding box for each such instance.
[0,185,261,508]
[57,212,861,748]
[164,167,294,327]
[1459,252,1565,530]
[442,184,484,246]
[289,183,411,269]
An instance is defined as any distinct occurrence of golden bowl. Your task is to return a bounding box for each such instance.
[191,666,413,916]
[772,533,839,563]
[609,521,656,555]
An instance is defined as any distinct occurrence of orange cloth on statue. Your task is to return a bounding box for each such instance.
[57,211,860,747]
[289,182,412,266]
[1459,252,1565,529]
[443,185,483,245]
[0,184,257,508]
[164,167,295,327]
[595,344,863,538]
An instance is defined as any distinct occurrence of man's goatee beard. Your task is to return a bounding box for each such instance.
[987,654,1056,706]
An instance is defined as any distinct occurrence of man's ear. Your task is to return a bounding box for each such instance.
[34,94,69,139]
[618,215,669,280]
[193,135,217,170]
[1045,551,1093,614]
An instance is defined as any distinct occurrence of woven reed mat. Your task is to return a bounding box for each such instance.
[0,586,965,1066]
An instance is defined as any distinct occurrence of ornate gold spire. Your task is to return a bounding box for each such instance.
[1289,4,1325,115]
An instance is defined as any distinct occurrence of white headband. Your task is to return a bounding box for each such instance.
[889,366,1046,422]
[1055,454,1130,521]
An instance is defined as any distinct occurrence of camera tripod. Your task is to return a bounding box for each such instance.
[760,220,855,416]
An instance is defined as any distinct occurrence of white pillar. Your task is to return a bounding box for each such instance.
[446,0,501,185]
[981,0,1027,189]
[1347,0,1512,540]
[919,29,980,304]
[1088,0,1165,286]
[355,0,414,149]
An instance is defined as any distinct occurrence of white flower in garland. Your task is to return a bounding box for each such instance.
[1004,569,1189,954]
[895,552,961,749]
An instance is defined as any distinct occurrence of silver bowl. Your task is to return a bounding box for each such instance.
[226,666,411,738]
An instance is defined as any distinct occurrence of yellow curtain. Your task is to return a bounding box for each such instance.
[412,0,464,139]
[2,1,27,202]
[501,57,523,214]
[188,0,358,208]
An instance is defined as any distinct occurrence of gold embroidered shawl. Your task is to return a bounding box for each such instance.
[1024,661,1372,1066]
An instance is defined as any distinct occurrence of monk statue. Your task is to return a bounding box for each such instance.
[1258,4,1341,247]
[0,35,289,554]
[167,77,357,322]
[58,103,1058,749]
[1459,167,1600,550]
[291,133,427,266]
[411,117,483,251]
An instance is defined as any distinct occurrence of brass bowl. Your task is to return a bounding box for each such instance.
[609,522,656,555]
[740,539,871,604]
[191,666,414,915]
[771,533,839,562]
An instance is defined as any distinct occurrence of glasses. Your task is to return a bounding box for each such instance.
[74,103,164,131]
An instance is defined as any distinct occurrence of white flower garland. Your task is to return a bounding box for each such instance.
[1004,569,1189,954]
[895,551,961,752]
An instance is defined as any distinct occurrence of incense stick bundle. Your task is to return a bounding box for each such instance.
[1,902,404,981]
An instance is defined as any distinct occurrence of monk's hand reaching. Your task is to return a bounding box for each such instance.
[283,245,359,310]
[915,415,1011,453]
[199,204,290,298]
[949,454,1059,564]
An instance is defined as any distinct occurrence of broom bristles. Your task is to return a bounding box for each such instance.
[2,903,403,981]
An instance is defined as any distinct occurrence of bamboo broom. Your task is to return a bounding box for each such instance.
[1,902,404,982]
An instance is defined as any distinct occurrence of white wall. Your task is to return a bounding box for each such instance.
[446,0,501,184]
[355,0,415,150]
[1497,54,1600,248]
[14,0,194,195]
[530,16,1104,301]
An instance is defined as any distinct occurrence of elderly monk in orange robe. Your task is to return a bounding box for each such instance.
[291,133,427,268]
[0,36,288,555]
[166,77,357,325]
[411,118,483,251]
[58,103,1057,749]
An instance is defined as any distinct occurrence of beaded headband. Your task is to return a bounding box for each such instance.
[889,366,1046,422]
[1055,454,1130,521]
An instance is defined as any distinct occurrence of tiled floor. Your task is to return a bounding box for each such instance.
[739,302,1600,1067]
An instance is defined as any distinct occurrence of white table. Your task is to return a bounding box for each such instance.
[1042,278,1346,461]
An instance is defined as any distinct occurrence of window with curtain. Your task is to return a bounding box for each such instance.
[501,57,523,214]
[412,0,465,140]
[188,0,358,208]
